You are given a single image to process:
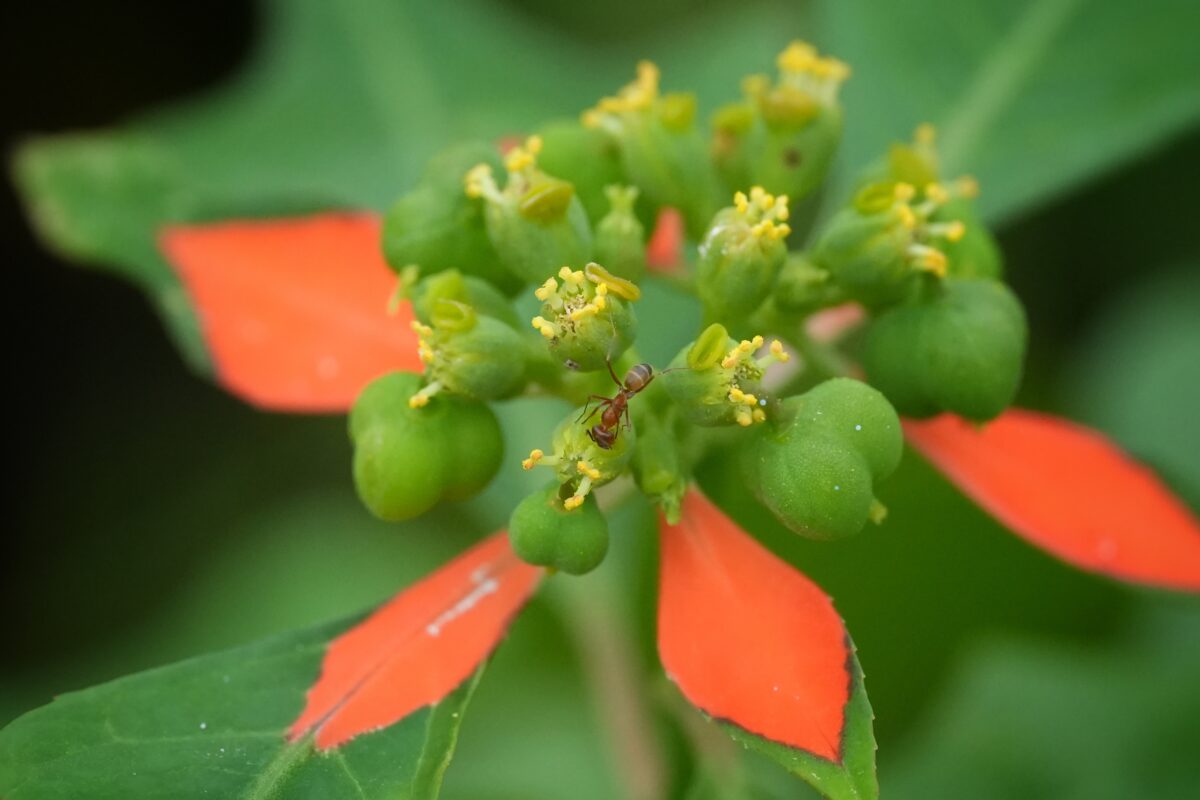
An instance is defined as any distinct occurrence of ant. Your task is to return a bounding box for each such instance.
[580,360,661,449]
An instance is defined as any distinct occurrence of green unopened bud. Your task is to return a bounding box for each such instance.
[350,372,503,521]
[509,482,609,575]
[662,324,790,427]
[594,185,647,281]
[771,252,844,314]
[722,42,849,202]
[629,416,687,524]
[407,268,521,329]
[409,302,527,406]
[742,378,900,541]
[530,262,639,371]
[536,120,629,223]
[862,278,1027,421]
[696,188,790,326]
[813,179,971,308]
[464,135,593,284]
[583,61,719,237]
[520,405,636,513]
[383,141,519,294]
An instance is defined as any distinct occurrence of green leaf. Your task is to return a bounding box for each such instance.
[0,618,480,800]
[721,647,877,800]
[822,0,1200,223]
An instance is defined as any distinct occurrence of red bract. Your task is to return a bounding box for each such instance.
[161,210,1198,762]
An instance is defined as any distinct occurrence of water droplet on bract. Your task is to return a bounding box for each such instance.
[199,722,207,730]
[855,424,862,431]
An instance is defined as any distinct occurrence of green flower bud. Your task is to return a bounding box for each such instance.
[535,120,628,223]
[662,324,790,428]
[350,372,503,521]
[521,405,635,512]
[464,135,593,284]
[409,301,527,406]
[742,378,900,540]
[407,268,520,329]
[771,252,844,314]
[696,187,790,325]
[719,42,849,202]
[862,125,1002,281]
[862,278,1028,421]
[382,142,519,294]
[530,262,640,371]
[594,185,647,282]
[508,482,609,575]
[583,61,719,238]
[813,179,971,308]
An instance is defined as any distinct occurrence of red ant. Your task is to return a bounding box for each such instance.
[580,360,660,449]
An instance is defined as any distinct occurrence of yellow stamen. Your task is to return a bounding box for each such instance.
[522,449,544,470]
[894,182,916,202]
[770,339,790,362]
[531,316,558,338]
[915,123,937,146]
[534,278,558,301]
[925,182,949,204]
[563,495,585,511]
[576,460,602,481]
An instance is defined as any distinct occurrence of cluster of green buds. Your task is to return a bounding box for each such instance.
[347,39,1030,576]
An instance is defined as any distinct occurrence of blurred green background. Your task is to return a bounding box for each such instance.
[3,0,1199,797]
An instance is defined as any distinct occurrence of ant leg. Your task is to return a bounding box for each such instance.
[577,395,612,423]
[605,357,623,390]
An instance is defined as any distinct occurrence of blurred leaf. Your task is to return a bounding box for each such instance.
[823,0,1200,223]
[0,618,480,800]
[880,605,1200,799]
[1065,266,1200,500]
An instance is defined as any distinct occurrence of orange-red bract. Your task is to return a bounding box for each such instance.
[289,531,541,749]
[905,411,1200,591]
[658,490,852,761]
[646,207,685,274]
[161,213,422,413]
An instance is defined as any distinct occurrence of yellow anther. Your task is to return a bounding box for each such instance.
[910,245,948,277]
[408,393,430,409]
[915,123,937,146]
[778,41,817,74]
[735,408,754,427]
[563,495,585,511]
[410,320,434,337]
[943,220,966,242]
[522,449,544,470]
[464,163,493,198]
[734,191,750,214]
[741,73,769,98]
[752,408,767,423]
[750,335,765,349]
[896,204,917,230]
[558,266,585,285]
[770,339,790,362]
[504,135,544,173]
[728,386,746,403]
[925,182,950,204]
[594,294,607,311]
[741,393,759,406]
[526,135,543,156]
[595,282,609,297]
[531,316,558,339]
[534,278,559,301]
[576,460,602,481]
[894,182,916,202]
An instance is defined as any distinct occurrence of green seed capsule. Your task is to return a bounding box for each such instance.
[350,372,502,521]
[509,482,609,575]
[862,278,1028,421]
[696,188,791,326]
[535,120,628,223]
[465,136,593,285]
[594,185,647,282]
[742,378,901,540]
[781,378,903,477]
[745,428,875,541]
[382,142,519,294]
